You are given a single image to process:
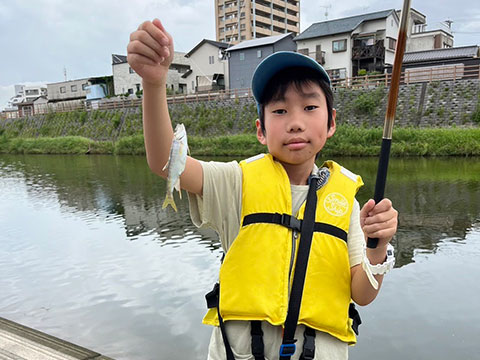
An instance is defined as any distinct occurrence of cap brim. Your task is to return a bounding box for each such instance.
[251,51,331,105]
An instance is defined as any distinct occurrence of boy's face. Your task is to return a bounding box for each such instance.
[256,82,336,169]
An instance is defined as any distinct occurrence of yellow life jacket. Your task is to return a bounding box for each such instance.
[203,153,363,344]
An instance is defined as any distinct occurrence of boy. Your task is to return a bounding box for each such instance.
[127,19,398,360]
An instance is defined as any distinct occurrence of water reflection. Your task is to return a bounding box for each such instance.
[1,154,479,360]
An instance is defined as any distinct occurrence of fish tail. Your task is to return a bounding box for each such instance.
[162,193,178,212]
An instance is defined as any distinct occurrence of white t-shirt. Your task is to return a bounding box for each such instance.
[188,160,365,360]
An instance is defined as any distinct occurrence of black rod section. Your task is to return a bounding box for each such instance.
[367,138,392,249]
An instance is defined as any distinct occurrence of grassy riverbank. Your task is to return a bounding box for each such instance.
[1,126,479,157]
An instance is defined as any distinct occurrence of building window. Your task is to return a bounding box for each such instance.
[298,48,309,55]
[240,12,245,18]
[128,88,134,95]
[257,50,262,58]
[60,86,66,93]
[332,39,347,52]
[240,23,246,29]
[239,52,245,60]
[209,55,215,64]
[192,81,195,90]
[129,67,135,74]
[241,35,246,40]
[388,37,397,50]
[71,85,77,92]
[82,83,88,90]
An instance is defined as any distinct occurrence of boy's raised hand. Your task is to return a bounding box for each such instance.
[360,199,398,248]
[127,19,174,86]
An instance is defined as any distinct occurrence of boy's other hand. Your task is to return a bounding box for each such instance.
[360,198,398,247]
[127,19,174,86]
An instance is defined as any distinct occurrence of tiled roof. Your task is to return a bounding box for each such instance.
[226,33,293,52]
[112,54,127,65]
[403,46,479,63]
[186,39,229,57]
[294,9,395,41]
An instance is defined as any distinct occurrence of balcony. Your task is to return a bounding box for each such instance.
[255,3,271,13]
[255,26,272,36]
[286,23,299,33]
[255,13,272,25]
[352,44,385,60]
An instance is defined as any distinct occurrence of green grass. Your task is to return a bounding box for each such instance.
[1,126,479,157]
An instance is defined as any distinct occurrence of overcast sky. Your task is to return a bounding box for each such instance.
[1,0,479,110]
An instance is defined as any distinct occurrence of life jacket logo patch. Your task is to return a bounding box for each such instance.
[324,192,349,217]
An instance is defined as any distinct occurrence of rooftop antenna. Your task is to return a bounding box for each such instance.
[444,19,453,30]
[319,4,332,20]
[63,66,67,81]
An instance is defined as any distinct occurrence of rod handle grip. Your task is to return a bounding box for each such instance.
[367,138,392,249]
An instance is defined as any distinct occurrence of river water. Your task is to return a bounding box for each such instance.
[0,154,479,360]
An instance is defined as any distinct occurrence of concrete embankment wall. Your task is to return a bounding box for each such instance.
[1,79,479,140]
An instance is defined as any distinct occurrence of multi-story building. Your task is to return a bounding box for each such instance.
[215,0,300,45]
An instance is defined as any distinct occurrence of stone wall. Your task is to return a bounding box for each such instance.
[1,79,479,139]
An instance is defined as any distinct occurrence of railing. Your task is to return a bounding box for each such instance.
[331,63,480,88]
[352,44,385,60]
[2,64,479,120]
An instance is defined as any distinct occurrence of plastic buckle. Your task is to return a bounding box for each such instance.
[279,343,296,357]
[281,213,302,232]
[302,333,315,360]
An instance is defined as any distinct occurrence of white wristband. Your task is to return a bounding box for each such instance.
[361,243,395,290]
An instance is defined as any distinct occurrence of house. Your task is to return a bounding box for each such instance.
[293,8,455,80]
[387,45,480,82]
[294,9,401,80]
[183,39,229,93]
[16,96,48,117]
[6,85,48,110]
[226,33,296,90]
[112,53,191,96]
[404,9,454,52]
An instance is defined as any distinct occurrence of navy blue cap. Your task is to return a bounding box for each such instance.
[251,51,331,113]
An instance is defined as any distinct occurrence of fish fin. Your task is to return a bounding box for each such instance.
[175,179,182,199]
[162,158,170,172]
[162,193,177,212]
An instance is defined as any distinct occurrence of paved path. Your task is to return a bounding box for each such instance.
[0,317,113,360]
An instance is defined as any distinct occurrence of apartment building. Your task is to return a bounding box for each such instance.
[215,0,300,45]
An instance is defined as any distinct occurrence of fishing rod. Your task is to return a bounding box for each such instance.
[367,0,411,249]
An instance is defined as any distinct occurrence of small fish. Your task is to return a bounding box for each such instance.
[162,123,189,212]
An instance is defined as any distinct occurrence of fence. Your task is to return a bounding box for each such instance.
[2,64,479,120]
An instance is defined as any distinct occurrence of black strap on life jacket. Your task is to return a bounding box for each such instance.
[205,283,235,360]
[279,174,319,360]
[250,321,265,360]
[242,213,347,243]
